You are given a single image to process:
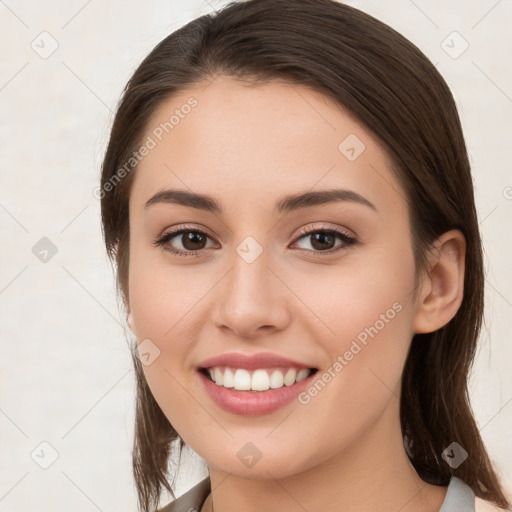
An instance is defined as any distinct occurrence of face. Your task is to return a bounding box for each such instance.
[127,76,421,479]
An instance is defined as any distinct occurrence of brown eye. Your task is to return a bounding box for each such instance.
[153,228,215,257]
[153,225,357,258]
[308,231,336,251]
[292,226,357,255]
[179,231,208,251]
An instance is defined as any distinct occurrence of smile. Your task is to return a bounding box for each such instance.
[197,367,319,416]
[202,366,316,391]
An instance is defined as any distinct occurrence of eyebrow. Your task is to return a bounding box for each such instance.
[144,188,377,214]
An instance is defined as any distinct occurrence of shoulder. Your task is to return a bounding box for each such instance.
[157,476,211,512]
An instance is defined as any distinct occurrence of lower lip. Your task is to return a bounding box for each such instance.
[197,369,317,416]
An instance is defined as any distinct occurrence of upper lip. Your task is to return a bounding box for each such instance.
[197,352,317,370]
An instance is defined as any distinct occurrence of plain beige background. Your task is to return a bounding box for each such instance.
[0,1,511,510]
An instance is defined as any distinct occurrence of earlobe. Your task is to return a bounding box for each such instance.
[127,312,134,331]
[412,229,466,334]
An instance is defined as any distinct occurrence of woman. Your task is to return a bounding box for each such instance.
[99,0,510,510]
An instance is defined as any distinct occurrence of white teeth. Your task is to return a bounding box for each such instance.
[223,368,235,388]
[214,367,224,386]
[233,368,251,390]
[296,368,310,382]
[283,368,297,386]
[251,369,270,391]
[206,367,314,391]
[269,370,284,389]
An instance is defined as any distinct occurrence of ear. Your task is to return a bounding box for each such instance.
[412,229,466,334]
[127,311,135,331]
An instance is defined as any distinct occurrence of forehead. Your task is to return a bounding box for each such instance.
[129,76,406,217]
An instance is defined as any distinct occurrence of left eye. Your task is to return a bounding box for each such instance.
[292,227,357,253]
[153,226,357,257]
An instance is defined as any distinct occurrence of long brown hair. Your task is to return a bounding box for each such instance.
[99,1,510,510]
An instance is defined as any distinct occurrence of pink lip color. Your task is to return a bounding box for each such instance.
[197,369,317,416]
[197,351,313,371]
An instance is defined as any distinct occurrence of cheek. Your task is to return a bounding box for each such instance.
[292,274,413,464]
[128,242,211,344]
[316,247,416,346]
[127,260,205,440]
[309,243,416,405]
[127,250,219,420]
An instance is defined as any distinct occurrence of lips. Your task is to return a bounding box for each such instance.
[197,366,319,415]
[196,352,319,415]
[196,351,317,371]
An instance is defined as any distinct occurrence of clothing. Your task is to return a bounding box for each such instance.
[157,474,475,512]
[158,476,210,512]
[439,477,476,511]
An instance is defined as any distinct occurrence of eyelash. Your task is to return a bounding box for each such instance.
[152,224,357,258]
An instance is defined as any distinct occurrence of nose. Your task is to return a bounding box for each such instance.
[211,249,291,339]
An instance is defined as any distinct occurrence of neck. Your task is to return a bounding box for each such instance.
[203,398,448,512]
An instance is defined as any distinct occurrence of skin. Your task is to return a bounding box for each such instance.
[126,76,466,512]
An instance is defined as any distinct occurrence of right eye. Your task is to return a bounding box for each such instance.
[152,227,217,257]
